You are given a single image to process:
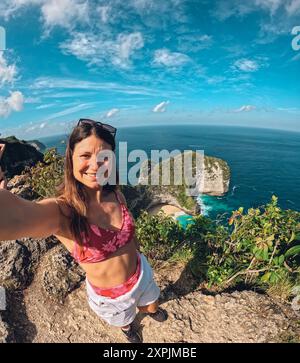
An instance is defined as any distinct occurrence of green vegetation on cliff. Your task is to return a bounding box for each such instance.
[25,148,64,198]
[135,196,300,303]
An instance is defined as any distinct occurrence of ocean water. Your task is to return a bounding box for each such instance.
[38,125,300,220]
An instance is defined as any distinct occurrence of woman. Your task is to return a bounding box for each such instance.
[0,119,167,343]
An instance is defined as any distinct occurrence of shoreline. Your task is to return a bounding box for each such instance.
[147,203,188,217]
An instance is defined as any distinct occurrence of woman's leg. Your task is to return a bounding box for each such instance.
[137,299,159,313]
[121,324,130,330]
[137,300,168,322]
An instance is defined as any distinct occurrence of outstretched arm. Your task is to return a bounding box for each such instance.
[0,189,61,241]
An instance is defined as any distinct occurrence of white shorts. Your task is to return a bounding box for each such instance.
[86,253,160,327]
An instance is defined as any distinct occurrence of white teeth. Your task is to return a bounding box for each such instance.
[84,173,97,179]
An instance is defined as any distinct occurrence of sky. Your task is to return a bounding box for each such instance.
[0,0,300,139]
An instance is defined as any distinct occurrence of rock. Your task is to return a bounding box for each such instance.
[121,185,155,219]
[139,152,230,202]
[26,140,46,153]
[122,184,197,219]
[21,263,300,342]
[0,237,58,290]
[0,241,31,289]
[0,314,10,343]
[202,156,230,196]
[0,245,299,343]
[42,246,85,303]
[21,236,58,269]
[0,136,44,178]
[7,174,39,200]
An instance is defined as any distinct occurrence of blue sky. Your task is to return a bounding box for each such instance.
[0,0,300,139]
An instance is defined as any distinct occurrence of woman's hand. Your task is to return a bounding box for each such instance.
[0,143,5,160]
[0,144,7,189]
[0,167,7,189]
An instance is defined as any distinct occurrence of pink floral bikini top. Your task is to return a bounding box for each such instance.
[72,191,135,264]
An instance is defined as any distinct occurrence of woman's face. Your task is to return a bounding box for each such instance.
[72,134,112,189]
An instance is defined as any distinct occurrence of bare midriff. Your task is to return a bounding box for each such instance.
[58,236,138,289]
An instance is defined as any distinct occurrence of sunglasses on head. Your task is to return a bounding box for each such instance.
[77,118,117,138]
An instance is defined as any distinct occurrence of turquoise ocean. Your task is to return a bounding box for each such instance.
[37,125,300,220]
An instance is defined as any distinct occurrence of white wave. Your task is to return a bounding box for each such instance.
[231,185,239,196]
[287,200,295,205]
[197,194,212,216]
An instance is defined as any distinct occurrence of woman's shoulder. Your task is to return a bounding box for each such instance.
[54,196,72,218]
[114,188,127,206]
[103,188,127,206]
[50,197,73,237]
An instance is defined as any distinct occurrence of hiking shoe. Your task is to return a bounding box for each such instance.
[148,307,168,322]
[121,325,142,343]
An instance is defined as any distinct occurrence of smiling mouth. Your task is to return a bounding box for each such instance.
[84,173,97,179]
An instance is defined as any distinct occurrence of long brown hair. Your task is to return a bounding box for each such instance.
[56,121,118,245]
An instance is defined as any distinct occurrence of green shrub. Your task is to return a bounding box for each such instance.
[205,196,300,294]
[135,211,185,260]
[26,148,64,198]
[135,210,212,269]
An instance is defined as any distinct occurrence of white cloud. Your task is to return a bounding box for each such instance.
[233,105,256,113]
[41,0,89,31]
[153,48,190,68]
[30,77,164,96]
[152,101,169,113]
[254,0,282,14]
[25,96,41,104]
[61,31,144,69]
[206,75,226,84]
[0,0,89,30]
[176,34,213,53]
[0,0,42,19]
[44,102,95,121]
[0,91,24,117]
[36,103,57,110]
[277,107,300,113]
[44,91,98,98]
[213,1,300,45]
[129,0,187,28]
[106,108,120,118]
[233,59,260,72]
[291,52,300,62]
[115,32,144,67]
[97,5,111,24]
[213,0,300,43]
[0,52,18,86]
[213,0,287,20]
[285,0,300,15]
